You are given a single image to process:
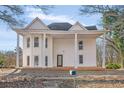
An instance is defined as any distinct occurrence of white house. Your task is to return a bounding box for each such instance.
[13,17,105,68]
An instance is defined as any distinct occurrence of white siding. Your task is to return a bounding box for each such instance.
[53,39,75,67]
[53,38,96,67]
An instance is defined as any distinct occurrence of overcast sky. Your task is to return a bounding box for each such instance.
[0,5,102,51]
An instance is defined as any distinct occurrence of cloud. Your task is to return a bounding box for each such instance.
[27,10,76,24]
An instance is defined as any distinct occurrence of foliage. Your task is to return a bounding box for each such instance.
[0,5,53,27]
[0,51,19,68]
[106,63,121,69]
[80,5,124,68]
[0,53,5,68]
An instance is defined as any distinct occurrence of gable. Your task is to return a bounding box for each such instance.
[25,17,49,30]
[69,21,88,31]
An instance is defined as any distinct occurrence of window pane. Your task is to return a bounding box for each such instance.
[79,55,83,64]
[27,56,30,66]
[34,37,39,47]
[79,41,83,50]
[34,56,39,66]
[45,56,48,66]
[45,38,48,48]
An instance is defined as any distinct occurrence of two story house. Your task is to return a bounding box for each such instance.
[13,17,104,68]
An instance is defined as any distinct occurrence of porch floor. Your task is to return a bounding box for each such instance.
[19,67,105,71]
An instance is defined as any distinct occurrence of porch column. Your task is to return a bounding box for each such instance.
[16,33,20,68]
[43,33,46,67]
[102,33,106,68]
[74,33,78,68]
[30,35,33,67]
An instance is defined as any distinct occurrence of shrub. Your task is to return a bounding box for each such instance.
[106,63,121,69]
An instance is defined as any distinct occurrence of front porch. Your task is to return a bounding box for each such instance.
[14,28,104,68]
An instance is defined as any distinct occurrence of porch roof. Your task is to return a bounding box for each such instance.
[13,28,107,37]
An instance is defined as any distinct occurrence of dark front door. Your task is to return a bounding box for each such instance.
[57,55,63,67]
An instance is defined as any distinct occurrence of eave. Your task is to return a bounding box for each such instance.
[13,28,108,37]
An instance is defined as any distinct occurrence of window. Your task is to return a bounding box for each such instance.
[34,56,39,66]
[45,56,48,66]
[34,37,39,47]
[27,56,30,66]
[27,37,30,48]
[79,55,83,64]
[78,41,83,50]
[45,38,48,48]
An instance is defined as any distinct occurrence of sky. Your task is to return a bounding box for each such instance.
[0,5,102,51]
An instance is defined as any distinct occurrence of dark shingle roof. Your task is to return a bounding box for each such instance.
[48,23,97,30]
[48,23,72,31]
[85,26,97,30]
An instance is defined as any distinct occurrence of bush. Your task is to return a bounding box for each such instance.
[106,63,121,69]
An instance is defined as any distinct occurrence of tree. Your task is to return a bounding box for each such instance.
[80,5,124,67]
[0,52,5,71]
[0,5,53,27]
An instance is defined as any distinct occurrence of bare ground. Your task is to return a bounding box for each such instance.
[1,68,124,88]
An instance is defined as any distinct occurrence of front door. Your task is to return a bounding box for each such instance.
[57,55,63,67]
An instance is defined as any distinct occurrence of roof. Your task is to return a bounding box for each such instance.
[85,26,97,30]
[48,23,72,31]
[48,22,97,31]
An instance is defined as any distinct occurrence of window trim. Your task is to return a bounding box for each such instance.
[27,37,30,48]
[78,41,83,50]
[34,56,39,66]
[34,37,39,47]
[45,38,48,48]
[45,56,48,66]
[79,55,83,64]
[27,56,30,66]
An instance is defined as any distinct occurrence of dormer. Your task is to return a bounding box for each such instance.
[69,21,88,31]
[25,17,49,30]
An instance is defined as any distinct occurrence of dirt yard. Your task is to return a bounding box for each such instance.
[1,68,124,88]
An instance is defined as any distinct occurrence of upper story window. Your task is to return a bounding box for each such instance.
[27,37,30,48]
[34,37,39,47]
[45,38,48,48]
[78,41,83,50]
[34,56,39,66]
[79,55,83,64]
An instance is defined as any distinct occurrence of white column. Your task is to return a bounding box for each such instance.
[30,35,33,67]
[51,36,53,67]
[16,33,19,68]
[39,35,42,67]
[42,33,46,67]
[102,33,106,68]
[74,33,78,68]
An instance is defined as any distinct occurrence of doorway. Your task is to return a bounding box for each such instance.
[57,55,63,67]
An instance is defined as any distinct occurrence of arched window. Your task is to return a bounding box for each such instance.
[78,41,83,50]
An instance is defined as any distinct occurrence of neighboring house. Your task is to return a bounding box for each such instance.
[13,17,104,68]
